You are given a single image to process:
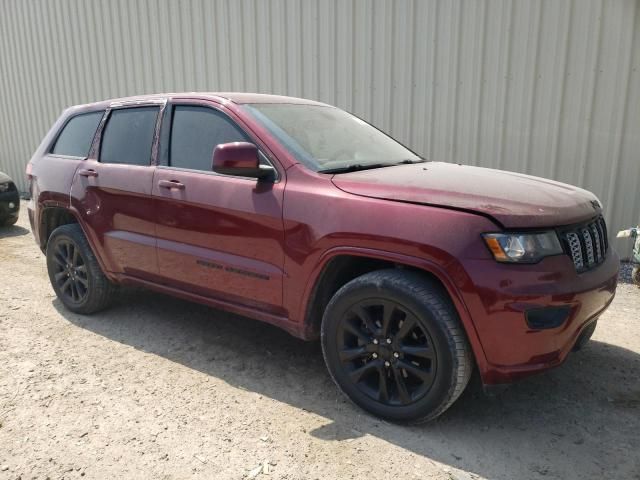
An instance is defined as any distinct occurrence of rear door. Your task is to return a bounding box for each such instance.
[33,109,105,245]
[152,101,286,312]
[70,101,164,279]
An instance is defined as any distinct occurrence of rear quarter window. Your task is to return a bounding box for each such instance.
[51,111,104,157]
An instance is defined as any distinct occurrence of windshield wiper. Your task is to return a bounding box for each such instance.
[395,158,428,165]
[318,163,390,174]
[319,158,428,174]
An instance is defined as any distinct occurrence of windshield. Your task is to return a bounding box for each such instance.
[243,104,422,172]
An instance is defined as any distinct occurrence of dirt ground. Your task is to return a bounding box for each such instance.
[1,201,638,480]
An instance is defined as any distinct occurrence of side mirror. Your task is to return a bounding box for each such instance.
[211,142,273,179]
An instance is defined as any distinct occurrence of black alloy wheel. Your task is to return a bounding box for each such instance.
[337,299,437,405]
[50,238,89,305]
[46,223,117,314]
[321,269,473,423]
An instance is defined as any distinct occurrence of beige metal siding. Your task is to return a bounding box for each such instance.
[0,0,638,255]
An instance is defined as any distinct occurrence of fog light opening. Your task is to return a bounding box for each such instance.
[525,306,572,330]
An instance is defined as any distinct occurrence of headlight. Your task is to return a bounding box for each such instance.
[482,231,563,263]
[0,182,9,192]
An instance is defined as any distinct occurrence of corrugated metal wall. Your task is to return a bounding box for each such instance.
[1,0,638,255]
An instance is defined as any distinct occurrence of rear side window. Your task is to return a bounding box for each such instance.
[51,111,104,157]
[170,105,248,171]
[100,107,159,165]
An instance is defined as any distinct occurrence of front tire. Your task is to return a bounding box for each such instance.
[46,224,117,314]
[321,269,473,423]
[2,216,18,227]
[573,320,598,351]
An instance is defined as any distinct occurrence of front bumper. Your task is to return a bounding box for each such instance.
[0,189,20,222]
[461,250,619,385]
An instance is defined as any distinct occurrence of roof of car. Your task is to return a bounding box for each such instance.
[72,92,328,111]
[207,92,327,105]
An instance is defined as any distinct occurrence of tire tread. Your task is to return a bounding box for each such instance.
[321,268,473,424]
[46,223,117,314]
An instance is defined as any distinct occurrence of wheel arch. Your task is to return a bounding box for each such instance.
[300,247,488,373]
[39,204,115,282]
[38,205,79,252]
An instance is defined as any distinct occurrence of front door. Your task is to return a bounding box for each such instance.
[70,104,162,279]
[152,103,285,312]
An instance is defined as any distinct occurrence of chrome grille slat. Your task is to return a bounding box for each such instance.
[594,220,606,255]
[600,217,609,250]
[590,224,602,260]
[562,217,608,272]
[566,232,584,270]
[581,228,595,265]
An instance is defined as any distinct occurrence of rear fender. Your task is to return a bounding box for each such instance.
[39,203,117,284]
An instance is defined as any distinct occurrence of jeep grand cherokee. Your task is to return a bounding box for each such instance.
[26,93,618,422]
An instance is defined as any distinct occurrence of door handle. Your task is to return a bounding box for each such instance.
[78,169,98,177]
[158,179,185,190]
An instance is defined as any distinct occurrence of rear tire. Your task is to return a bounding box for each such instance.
[46,224,117,314]
[321,269,473,423]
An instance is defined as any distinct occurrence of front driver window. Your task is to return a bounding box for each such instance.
[169,106,249,171]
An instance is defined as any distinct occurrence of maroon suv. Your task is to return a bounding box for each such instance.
[27,93,618,422]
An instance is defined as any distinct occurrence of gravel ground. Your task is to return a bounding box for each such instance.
[1,202,639,480]
[619,261,638,285]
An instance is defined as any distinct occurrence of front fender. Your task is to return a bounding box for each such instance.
[296,246,489,376]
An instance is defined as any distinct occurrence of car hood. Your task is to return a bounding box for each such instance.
[331,162,601,228]
[0,171,13,184]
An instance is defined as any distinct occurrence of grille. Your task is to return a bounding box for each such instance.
[561,217,608,272]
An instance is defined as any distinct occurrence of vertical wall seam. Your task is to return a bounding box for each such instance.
[473,1,488,168]
[428,0,439,161]
[523,0,544,174]
[579,0,605,186]
[497,0,515,171]
[604,1,637,219]
[551,0,574,180]
[450,1,463,164]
